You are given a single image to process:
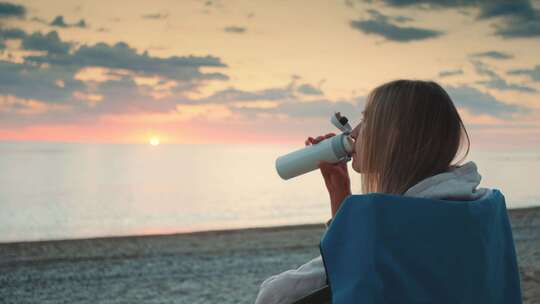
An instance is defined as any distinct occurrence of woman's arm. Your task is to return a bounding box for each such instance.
[255,256,327,304]
[254,134,351,304]
[306,134,352,217]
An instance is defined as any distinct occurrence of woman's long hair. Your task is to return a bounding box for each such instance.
[358,80,470,195]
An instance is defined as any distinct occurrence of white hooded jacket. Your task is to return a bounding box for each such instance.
[255,161,490,304]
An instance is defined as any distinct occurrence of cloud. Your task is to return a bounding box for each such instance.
[470,51,513,60]
[141,13,168,19]
[350,9,443,42]
[22,31,71,55]
[187,79,362,119]
[350,19,443,42]
[229,82,528,122]
[0,27,25,39]
[1,28,72,55]
[382,0,535,20]
[0,27,26,48]
[476,78,537,93]
[483,1,540,38]
[51,15,68,27]
[468,1,540,38]
[365,8,413,23]
[76,19,87,28]
[0,95,66,115]
[472,60,537,92]
[50,15,87,28]
[0,27,230,125]
[224,26,246,33]
[231,96,365,121]
[439,69,464,77]
[445,85,529,119]
[508,65,540,82]
[25,41,229,82]
[477,1,536,19]
[0,37,230,127]
[375,0,477,9]
[91,76,177,114]
[0,2,25,18]
[180,79,363,120]
[374,0,540,38]
[297,83,323,95]
[494,17,540,38]
[0,60,85,103]
[196,87,292,104]
[195,80,329,105]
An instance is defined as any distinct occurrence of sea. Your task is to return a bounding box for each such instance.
[0,141,538,243]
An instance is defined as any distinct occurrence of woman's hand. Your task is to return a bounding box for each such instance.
[305,133,352,217]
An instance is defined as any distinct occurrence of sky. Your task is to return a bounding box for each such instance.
[0,0,539,148]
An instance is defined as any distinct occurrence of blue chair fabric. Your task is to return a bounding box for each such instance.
[320,190,522,304]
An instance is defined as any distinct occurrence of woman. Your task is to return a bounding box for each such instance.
[255,79,489,304]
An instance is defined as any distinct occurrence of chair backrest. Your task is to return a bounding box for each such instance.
[320,190,522,304]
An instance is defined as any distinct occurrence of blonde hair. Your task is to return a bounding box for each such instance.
[358,80,470,194]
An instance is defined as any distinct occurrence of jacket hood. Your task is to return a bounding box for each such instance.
[403,161,489,201]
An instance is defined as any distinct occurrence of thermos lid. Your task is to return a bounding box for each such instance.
[331,112,352,133]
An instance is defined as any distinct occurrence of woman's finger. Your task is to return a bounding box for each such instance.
[308,134,336,146]
[314,136,324,143]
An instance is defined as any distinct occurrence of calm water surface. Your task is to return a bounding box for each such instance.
[0,142,537,242]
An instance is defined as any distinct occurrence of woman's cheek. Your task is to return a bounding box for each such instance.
[351,140,363,173]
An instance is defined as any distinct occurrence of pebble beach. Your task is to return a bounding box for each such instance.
[1,207,539,304]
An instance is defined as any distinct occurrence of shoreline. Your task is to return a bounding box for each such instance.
[0,222,327,246]
[3,205,540,246]
[1,205,538,303]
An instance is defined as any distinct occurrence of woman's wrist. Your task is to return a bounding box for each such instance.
[330,189,351,217]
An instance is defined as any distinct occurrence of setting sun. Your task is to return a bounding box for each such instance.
[149,137,160,146]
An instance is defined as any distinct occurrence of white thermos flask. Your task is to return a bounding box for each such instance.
[275,112,354,180]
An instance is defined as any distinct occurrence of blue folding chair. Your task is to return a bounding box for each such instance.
[295,190,522,304]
